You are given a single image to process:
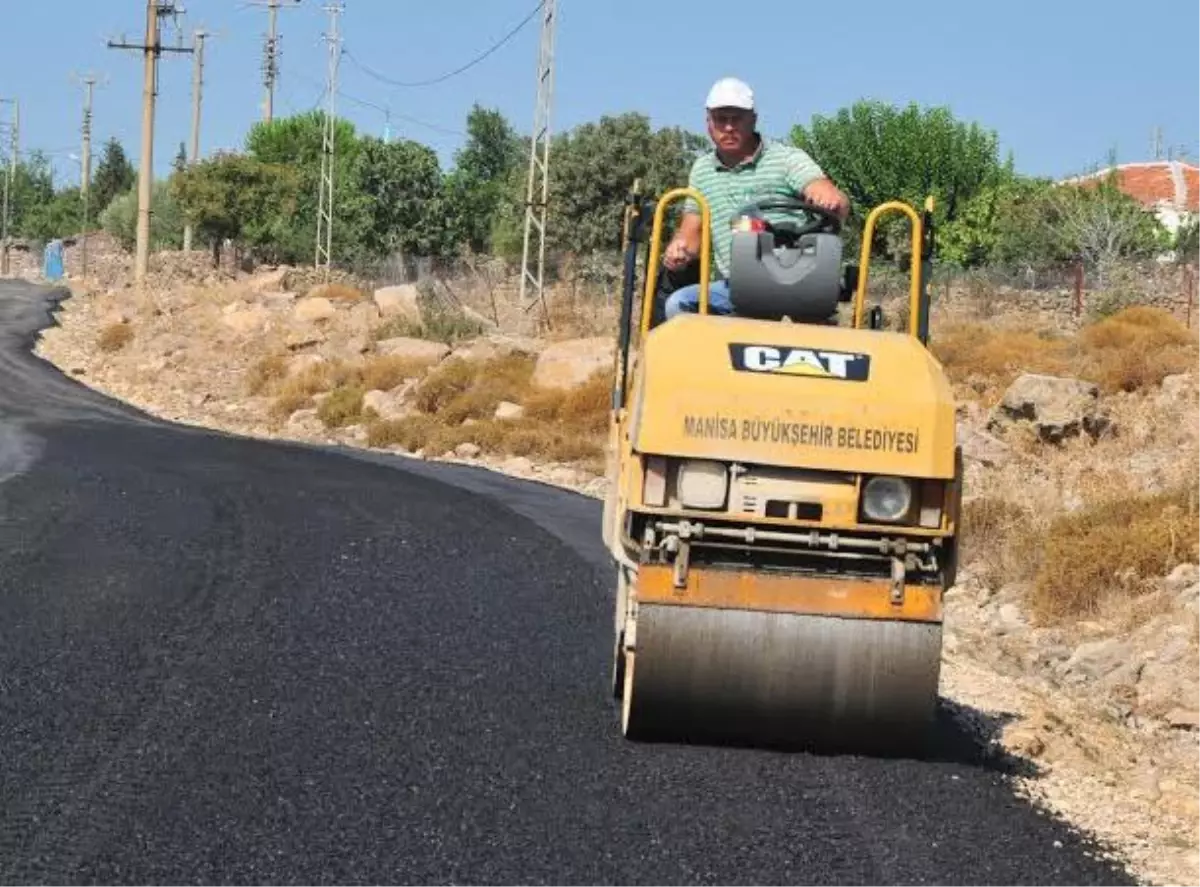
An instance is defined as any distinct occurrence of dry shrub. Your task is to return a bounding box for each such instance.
[247,354,288,395]
[1030,472,1200,625]
[960,496,1044,587]
[932,306,1198,402]
[98,322,134,352]
[522,368,613,436]
[364,414,604,469]
[268,362,341,418]
[412,353,536,423]
[317,384,366,428]
[359,354,436,392]
[363,358,612,470]
[1075,305,1198,394]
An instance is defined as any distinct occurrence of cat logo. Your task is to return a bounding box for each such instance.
[729,343,871,381]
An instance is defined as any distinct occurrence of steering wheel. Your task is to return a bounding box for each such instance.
[734,194,843,239]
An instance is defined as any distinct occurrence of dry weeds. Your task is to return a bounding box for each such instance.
[97,322,134,352]
[932,305,1198,402]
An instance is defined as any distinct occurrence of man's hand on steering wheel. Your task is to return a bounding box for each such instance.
[801,178,850,222]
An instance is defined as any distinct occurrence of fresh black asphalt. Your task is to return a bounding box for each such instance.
[0,280,1137,885]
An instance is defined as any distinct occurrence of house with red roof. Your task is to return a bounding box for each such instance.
[1058,160,1199,235]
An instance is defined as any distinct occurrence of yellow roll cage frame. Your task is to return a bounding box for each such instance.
[628,186,935,344]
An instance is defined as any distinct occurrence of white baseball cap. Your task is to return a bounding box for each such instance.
[705,77,755,111]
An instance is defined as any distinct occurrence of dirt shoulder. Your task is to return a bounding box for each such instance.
[23,255,1200,886]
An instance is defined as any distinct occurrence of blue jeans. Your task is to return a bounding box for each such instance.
[664,279,733,320]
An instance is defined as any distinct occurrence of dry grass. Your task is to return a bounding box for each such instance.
[250,353,438,421]
[364,358,613,469]
[97,322,134,352]
[960,496,1043,588]
[246,354,288,395]
[933,306,1198,402]
[316,384,365,428]
[1030,472,1200,625]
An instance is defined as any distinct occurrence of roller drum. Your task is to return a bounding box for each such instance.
[621,603,942,752]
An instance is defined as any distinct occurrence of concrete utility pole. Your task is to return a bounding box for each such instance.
[108,2,193,285]
[0,98,18,277]
[79,75,97,276]
[315,1,343,280]
[518,0,557,322]
[252,0,301,123]
[182,28,208,252]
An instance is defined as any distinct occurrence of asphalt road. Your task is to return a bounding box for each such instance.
[0,279,1136,885]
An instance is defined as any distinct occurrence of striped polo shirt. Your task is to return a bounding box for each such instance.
[683,137,826,278]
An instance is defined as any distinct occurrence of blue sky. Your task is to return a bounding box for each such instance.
[2,0,1197,189]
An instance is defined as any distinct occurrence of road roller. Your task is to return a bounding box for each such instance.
[601,183,963,753]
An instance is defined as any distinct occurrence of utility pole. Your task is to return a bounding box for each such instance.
[253,0,301,123]
[0,98,18,277]
[315,1,342,280]
[518,0,557,323]
[79,75,97,277]
[108,2,193,285]
[183,28,207,252]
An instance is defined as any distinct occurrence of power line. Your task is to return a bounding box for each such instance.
[335,89,465,138]
[342,1,543,89]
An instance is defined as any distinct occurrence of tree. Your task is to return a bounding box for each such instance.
[171,152,300,265]
[91,139,136,216]
[446,105,522,253]
[1051,172,1167,280]
[492,112,703,258]
[790,100,1013,262]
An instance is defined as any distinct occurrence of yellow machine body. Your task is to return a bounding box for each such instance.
[603,186,962,751]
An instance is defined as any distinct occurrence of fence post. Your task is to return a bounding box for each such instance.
[1185,264,1196,329]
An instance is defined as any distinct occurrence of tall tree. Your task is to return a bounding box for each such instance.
[91,139,136,216]
[446,105,522,253]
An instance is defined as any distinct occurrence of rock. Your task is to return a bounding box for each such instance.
[247,267,290,293]
[454,442,481,459]
[262,292,297,310]
[287,354,326,377]
[346,301,381,333]
[502,456,534,475]
[494,401,525,421]
[285,408,323,435]
[987,373,1112,444]
[375,336,450,363]
[1164,563,1199,594]
[453,334,544,363]
[530,336,614,391]
[1061,637,1134,682]
[1003,723,1046,758]
[1159,372,1195,399]
[294,296,336,323]
[221,304,270,335]
[1164,708,1199,730]
[546,465,582,487]
[285,326,325,350]
[362,388,411,420]
[373,284,422,322]
[994,602,1027,634]
[958,424,1011,467]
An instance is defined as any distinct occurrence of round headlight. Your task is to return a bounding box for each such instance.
[862,476,913,523]
[676,459,728,509]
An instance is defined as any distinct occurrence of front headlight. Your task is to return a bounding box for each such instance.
[861,476,913,523]
[676,459,728,509]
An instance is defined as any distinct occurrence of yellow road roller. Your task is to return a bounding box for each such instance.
[602,184,962,752]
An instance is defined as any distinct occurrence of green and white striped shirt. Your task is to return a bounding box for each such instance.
[683,137,825,278]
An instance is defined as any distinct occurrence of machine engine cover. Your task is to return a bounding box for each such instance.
[729,231,843,322]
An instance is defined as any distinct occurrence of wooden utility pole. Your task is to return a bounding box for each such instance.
[182,29,207,252]
[108,2,193,285]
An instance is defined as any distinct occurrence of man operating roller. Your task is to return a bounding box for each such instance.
[661,77,850,319]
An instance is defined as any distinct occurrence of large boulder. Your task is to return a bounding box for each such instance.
[373,285,422,324]
[987,373,1112,443]
[294,296,336,324]
[375,336,451,363]
[452,333,544,364]
[531,337,614,391]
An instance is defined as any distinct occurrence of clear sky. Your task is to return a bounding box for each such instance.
[2,0,1197,189]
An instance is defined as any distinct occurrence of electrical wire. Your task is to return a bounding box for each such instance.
[342,0,543,88]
